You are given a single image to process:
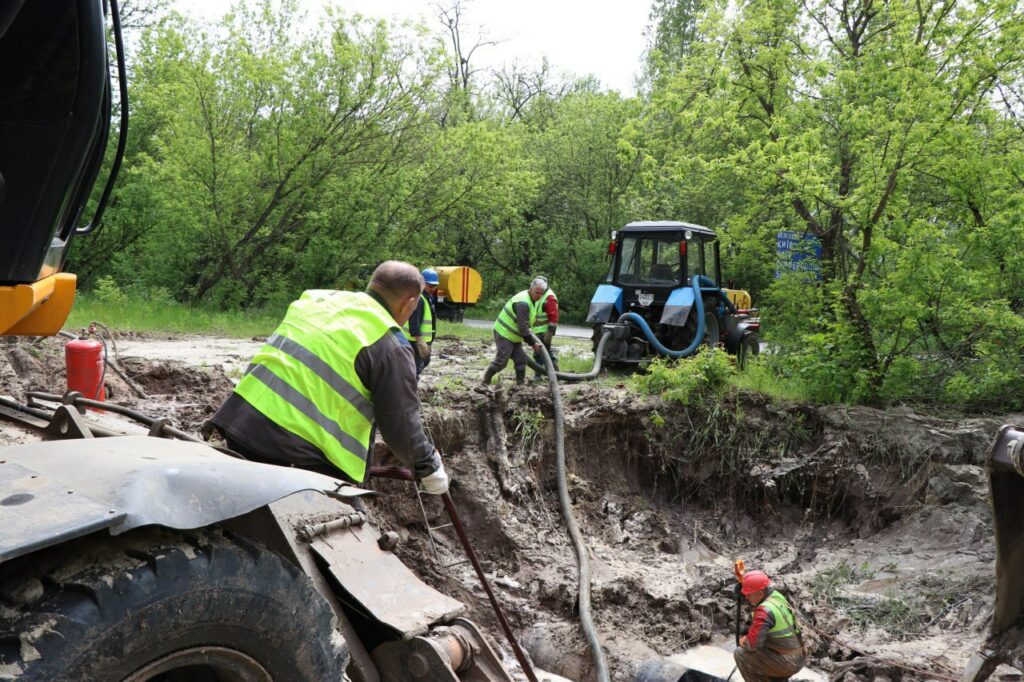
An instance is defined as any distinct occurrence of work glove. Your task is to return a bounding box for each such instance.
[419,460,449,496]
[542,329,554,345]
[416,339,431,360]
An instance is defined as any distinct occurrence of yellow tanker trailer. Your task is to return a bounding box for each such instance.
[435,266,482,321]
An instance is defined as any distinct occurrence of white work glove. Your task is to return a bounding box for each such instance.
[416,339,431,360]
[419,461,449,495]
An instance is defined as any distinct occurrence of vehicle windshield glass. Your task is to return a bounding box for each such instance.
[686,238,705,281]
[617,234,682,286]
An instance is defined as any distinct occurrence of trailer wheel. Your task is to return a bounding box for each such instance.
[737,332,760,370]
[0,528,347,681]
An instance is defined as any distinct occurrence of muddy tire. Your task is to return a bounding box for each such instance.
[702,311,720,348]
[0,528,347,681]
[737,331,760,370]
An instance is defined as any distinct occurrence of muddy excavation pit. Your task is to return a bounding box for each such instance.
[2,334,1022,681]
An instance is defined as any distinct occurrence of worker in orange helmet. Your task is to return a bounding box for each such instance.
[734,570,806,681]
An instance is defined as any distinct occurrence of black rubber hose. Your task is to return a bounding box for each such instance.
[534,336,610,681]
[524,329,611,382]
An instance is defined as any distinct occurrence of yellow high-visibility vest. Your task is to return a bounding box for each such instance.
[234,290,396,482]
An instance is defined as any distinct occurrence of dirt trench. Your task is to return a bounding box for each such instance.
[373,369,1019,681]
[1,335,1021,681]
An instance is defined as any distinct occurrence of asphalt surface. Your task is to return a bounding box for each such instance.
[462,319,593,339]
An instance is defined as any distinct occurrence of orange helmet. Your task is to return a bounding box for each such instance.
[741,570,772,595]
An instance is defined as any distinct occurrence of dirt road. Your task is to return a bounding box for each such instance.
[463,318,594,339]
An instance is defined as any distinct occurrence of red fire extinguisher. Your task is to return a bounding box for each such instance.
[65,338,106,401]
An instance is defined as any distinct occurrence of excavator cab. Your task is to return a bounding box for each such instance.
[0,0,125,336]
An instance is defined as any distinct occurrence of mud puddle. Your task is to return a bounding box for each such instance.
[2,332,1023,681]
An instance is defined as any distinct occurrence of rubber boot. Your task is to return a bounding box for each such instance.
[515,368,526,386]
[482,367,497,386]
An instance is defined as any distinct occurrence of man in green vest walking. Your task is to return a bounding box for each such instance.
[735,570,807,681]
[530,277,559,379]
[404,268,438,379]
[211,260,449,495]
[483,278,546,386]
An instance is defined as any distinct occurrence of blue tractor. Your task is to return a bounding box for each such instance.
[586,221,761,367]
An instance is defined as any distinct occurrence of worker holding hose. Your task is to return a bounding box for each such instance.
[734,570,806,681]
[210,260,449,495]
[483,277,545,386]
[530,278,559,380]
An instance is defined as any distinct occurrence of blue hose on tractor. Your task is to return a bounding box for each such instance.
[618,274,721,359]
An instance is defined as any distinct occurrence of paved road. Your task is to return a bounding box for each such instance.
[462,318,593,340]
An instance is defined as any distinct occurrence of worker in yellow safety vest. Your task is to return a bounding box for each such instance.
[734,570,806,681]
[404,268,438,379]
[211,260,449,495]
[530,278,559,379]
[483,278,545,386]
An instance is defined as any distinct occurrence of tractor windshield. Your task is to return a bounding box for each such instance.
[617,234,682,286]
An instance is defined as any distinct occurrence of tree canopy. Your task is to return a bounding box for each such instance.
[74,0,1024,409]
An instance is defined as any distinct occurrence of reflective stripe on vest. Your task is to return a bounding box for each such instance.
[532,288,557,334]
[763,590,800,644]
[403,293,434,342]
[234,290,396,482]
[493,290,536,343]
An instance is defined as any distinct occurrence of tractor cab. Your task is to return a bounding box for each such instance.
[608,221,720,300]
[586,221,759,365]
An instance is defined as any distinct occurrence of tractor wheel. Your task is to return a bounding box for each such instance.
[0,527,348,681]
[737,332,760,370]
[702,311,720,348]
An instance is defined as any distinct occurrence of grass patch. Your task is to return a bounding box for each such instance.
[67,294,282,338]
[806,559,994,639]
[435,319,494,342]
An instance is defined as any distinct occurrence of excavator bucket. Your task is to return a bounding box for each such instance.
[964,425,1024,680]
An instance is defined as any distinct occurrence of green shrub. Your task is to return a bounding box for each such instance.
[93,275,128,307]
[630,347,736,405]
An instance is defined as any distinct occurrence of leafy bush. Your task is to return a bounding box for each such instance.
[93,276,128,307]
[630,347,735,405]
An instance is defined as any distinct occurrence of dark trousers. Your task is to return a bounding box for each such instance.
[487,331,527,375]
[222,432,352,482]
[734,646,805,682]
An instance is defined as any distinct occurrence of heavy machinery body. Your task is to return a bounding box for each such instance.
[0,3,515,680]
[434,266,483,322]
[586,221,760,365]
[963,425,1024,680]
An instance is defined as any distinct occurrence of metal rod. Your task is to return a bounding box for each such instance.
[28,391,157,425]
[368,466,538,682]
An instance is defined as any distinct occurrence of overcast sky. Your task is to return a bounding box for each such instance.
[171,0,655,95]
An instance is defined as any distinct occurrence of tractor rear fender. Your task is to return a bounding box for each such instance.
[660,287,695,327]
[586,284,623,323]
[724,320,757,354]
[0,435,373,565]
